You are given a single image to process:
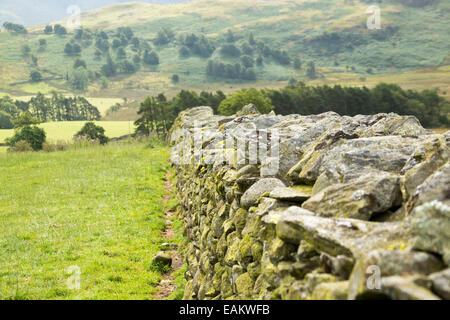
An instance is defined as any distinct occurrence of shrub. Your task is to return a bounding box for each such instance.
[74,122,109,145]
[0,111,14,129]
[6,125,46,151]
[218,88,274,115]
[8,140,33,153]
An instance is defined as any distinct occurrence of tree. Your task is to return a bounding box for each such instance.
[112,38,121,49]
[74,122,108,145]
[133,54,141,64]
[249,33,256,46]
[3,22,27,34]
[64,43,73,55]
[119,60,137,74]
[240,55,254,68]
[73,58,87,69]
[143,50,159,65]
[21,44,31,57]
[12,112,41,128]
[69,67,89,91]
[179,46,190,58]
[72,43,82,55]
[31,55,38,66]
[172,74,179,83]
[116,47,126,60]
[220,44,241,57]
[30,70,42,82]
[294,57,302,70]
[256,55,263,66]
[101,54,117,77]
[218,88,274,115]
[6,125,46,151]
[44,25,53,34]
[306,61,316,79]
[39,39,47,47]
[226,30,235,43]
[0,111,14,129]
[54,24,67,35]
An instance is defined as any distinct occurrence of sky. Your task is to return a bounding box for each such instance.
[0,0,193,26]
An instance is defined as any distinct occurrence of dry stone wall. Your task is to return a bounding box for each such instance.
[169,105,450,300]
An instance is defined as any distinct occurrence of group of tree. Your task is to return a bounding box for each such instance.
[5,112,46,151]
[133,82,449,133]
[134,90,226,136]
[0,92,101,129]
[206,60,256,80]
[2,22,27,34]
[44,24,67,35]
[178,33,214,58]
[265,82,450,128]
[154,28,175,45]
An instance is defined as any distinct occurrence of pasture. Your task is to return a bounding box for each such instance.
[0,142,176,299]
[0,121,134,145]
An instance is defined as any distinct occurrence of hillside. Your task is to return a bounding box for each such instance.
[0,0,449,109]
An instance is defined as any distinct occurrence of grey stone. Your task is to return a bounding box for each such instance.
[240,178,286,209]
[302,171,402,220]
[151,252,172,267]
[429,268,450,299]
[269,186,313,203]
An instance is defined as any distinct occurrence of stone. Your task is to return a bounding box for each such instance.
[151,252,172,267]
[429,268,450,300]
[264,207,413,259]
[310,281,349,300]
[320,253,355,279]
[235,104,261,117]
[305,271,339,294]
[269,185,313,203]
[235,272,255,298]
[406,163,450,212]
[379,276,440,300]
[240,178,286,209]
[411,200,450,265]
[286,281,308,300]
[237,164,259,178]
[401,135,449,200]
[302,171,402,221]
[348,249,444,300]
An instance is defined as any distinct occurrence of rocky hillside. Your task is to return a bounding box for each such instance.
[169,106,449,300]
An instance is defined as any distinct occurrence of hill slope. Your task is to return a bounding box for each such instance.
[0,0,449,103]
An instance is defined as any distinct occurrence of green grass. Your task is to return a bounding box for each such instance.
[0,121,134,143]
[0,142,172,299]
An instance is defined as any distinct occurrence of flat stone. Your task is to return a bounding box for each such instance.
[310,281,349,300]
[240,178,286,209]
[263,207,413,259]
[269,186,313,203]
[379,276,440,300]
[302,171,402,221]
[429,268,450,299]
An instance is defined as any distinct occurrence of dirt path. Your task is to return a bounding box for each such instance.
[154,171,184,300]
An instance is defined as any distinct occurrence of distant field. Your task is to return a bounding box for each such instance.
[0,142,172,299]
[0,121,134,144]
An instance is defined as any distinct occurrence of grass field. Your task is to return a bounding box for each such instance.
[0,121,134,144]
[0,142,175,299]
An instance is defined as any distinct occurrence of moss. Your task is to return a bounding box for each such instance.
[235,273,255,298]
